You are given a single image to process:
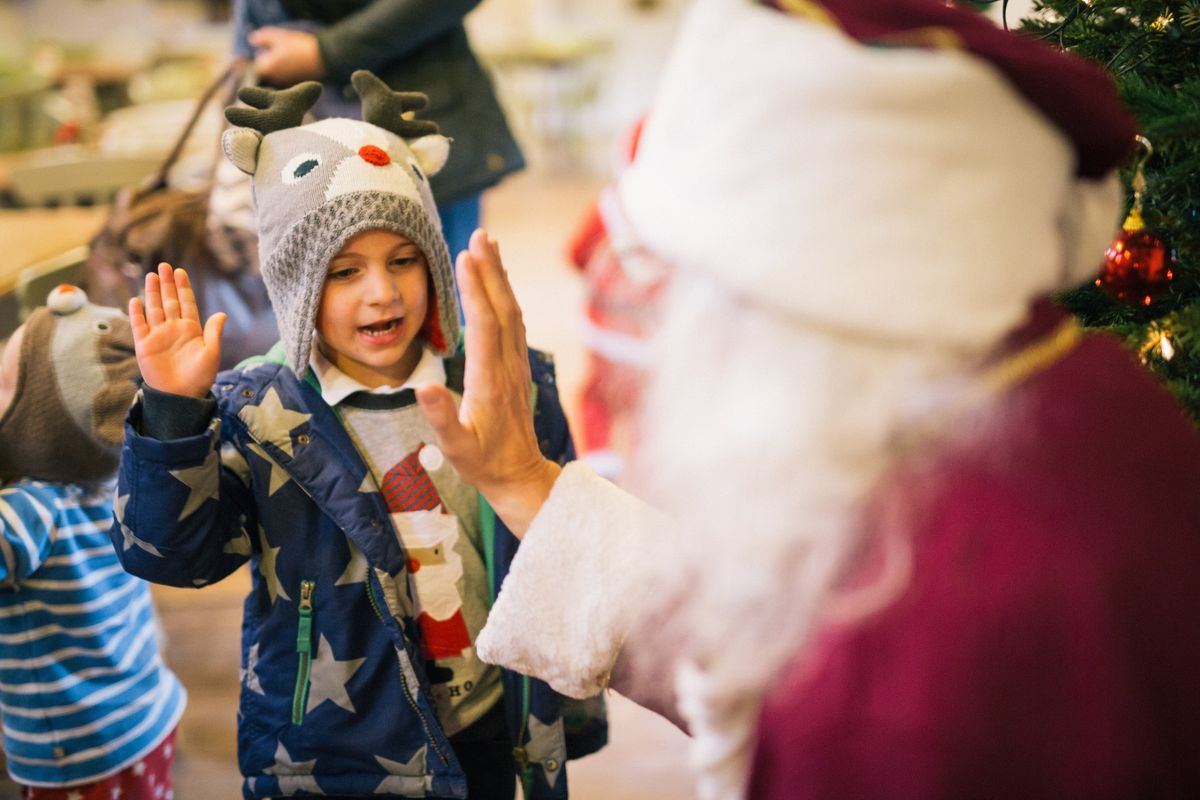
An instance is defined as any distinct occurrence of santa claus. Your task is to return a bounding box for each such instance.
[415,0,1200,798]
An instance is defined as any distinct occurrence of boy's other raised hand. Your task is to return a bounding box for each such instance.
[416,229,560,538]
[129,263,226,399]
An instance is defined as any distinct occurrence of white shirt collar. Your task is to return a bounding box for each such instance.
[310,344,446,407]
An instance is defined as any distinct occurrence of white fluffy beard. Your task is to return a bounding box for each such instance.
[628,273,986,799]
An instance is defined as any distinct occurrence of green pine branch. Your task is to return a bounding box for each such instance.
[1020,0,1200,421]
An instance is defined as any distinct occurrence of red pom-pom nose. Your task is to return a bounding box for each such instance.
[359,145,391,166]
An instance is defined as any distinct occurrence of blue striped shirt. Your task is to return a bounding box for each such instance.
[0,480,186,787]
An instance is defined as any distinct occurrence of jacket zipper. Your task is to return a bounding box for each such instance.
[521,385,538,794]
[512,674,535,796]
[291,579,315,725]
[367,574,449,766]
[481,496,537,794]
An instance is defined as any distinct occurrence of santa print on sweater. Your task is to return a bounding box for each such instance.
[383,444,473,660]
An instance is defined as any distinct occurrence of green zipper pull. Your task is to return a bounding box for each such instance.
[512,743,535,797]
[292,579,315,724]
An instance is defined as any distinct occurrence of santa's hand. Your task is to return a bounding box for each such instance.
[416,229,560,537]
[129,263,225,400]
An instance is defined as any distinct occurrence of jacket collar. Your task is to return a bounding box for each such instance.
[311,345,448,407]
[222,363,407,575]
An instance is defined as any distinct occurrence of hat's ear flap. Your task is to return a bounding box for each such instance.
[408,134,450,178]
[222,127,263,176]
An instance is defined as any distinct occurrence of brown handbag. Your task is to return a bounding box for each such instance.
[83,58,277,368]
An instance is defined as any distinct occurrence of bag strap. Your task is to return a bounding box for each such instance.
[140,57,250,196]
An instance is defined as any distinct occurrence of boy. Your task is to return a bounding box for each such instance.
[111,71,604,799]
[0,285,185,799]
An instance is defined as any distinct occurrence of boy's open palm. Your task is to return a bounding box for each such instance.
[129,263,226,399]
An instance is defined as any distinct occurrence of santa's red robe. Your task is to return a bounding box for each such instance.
[750,303,1200,797]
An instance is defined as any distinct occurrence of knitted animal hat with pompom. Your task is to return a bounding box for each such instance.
[0,286,140,484]
[222,70,459,377]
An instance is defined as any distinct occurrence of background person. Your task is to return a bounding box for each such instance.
[0,286,185,800]
[232,0,525,261]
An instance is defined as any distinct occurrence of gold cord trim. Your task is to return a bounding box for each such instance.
[872,27,966,51]
[892,319,1084,457]
[776,0,838,27]
[978,318,1083,397]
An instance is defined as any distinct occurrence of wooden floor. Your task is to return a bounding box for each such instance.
[150,171,698,799]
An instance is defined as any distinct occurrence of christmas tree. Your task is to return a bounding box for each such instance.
[1014,1,1200,418]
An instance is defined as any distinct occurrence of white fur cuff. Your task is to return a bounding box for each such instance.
[476,461,665,698]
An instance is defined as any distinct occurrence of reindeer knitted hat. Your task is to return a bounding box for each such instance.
[0,286,140,484]
[222,70,459,376]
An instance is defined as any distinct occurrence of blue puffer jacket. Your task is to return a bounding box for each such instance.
[111,349,606,799]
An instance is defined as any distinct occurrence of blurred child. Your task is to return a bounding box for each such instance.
[110,71,603,799]
[565,117,670,480]
[0,286,185,799]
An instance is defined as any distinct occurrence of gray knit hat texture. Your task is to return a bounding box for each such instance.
[0,286,140,483]
[221,74,459,376]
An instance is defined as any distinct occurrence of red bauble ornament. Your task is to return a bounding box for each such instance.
[1096,209,1175,306]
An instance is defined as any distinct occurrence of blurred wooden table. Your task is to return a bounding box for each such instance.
[0,206,106,336]
[0,207,106,293]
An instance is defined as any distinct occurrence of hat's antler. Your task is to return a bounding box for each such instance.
[225,81,322,133]
[352,70,440,138]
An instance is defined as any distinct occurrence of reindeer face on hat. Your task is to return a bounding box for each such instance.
[222,70,460,376]
[0,285,140,484]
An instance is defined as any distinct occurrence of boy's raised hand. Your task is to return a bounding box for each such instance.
[416,230,560,538]
[129,263,226,399]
